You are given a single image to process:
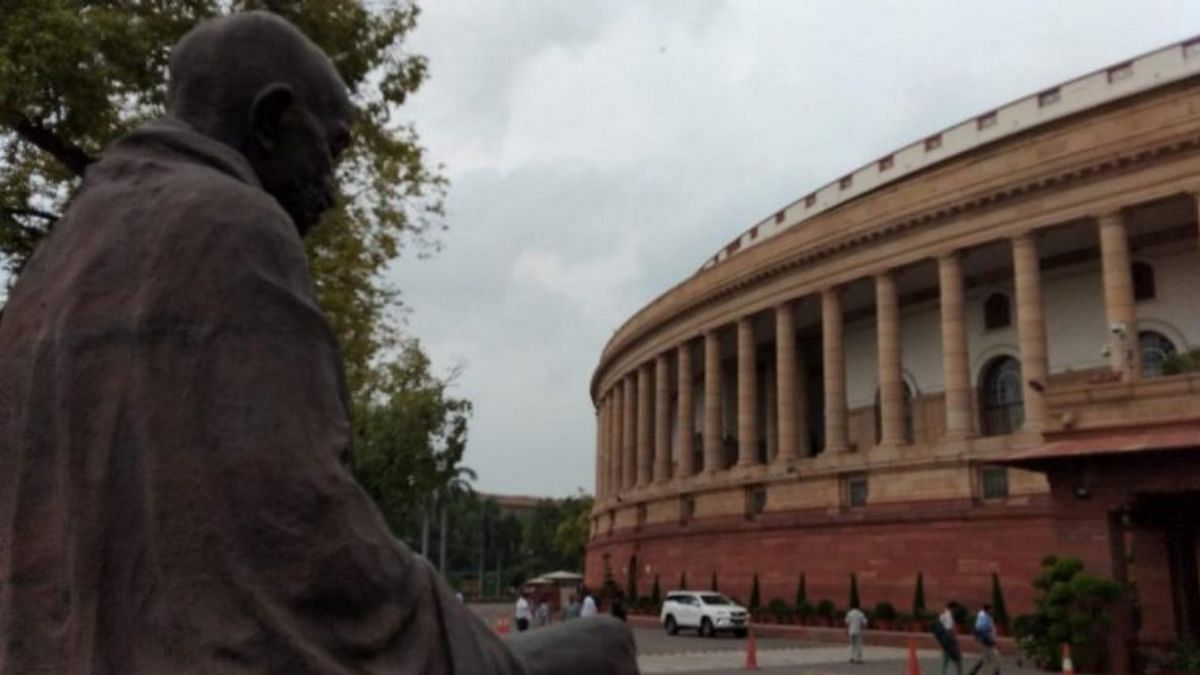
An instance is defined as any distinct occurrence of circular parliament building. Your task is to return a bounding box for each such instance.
[587,37,1200,661]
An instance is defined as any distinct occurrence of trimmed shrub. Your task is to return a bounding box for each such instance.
[990,572,1008,627]
[849,573,861,610]
[678,571,687,591]
[816,599,838,620]
[625,556,638,605]
[874,600,897,622]
[797,600,815,623]
[1012,556,1122,672]
[710,572,719,592]
[949,600,970,629]
[749,573,761,612]
[650,575,661,606]
[768,597,792,622]
[795,573,808,611]
[912,572,927,618]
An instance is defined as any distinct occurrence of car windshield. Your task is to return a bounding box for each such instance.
[699,594,733,605]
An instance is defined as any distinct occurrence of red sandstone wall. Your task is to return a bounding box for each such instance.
[586,513,1057,615]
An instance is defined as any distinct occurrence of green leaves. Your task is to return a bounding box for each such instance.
[1013,555,1123,671]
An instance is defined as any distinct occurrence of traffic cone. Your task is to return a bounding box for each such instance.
[905,638,921,675]
[495,618,510,635]
[1061,643,1075,675]
[744,629,759,670]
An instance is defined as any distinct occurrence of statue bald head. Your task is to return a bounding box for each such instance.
[167,12,353,234]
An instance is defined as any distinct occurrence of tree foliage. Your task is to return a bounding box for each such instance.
[1013,556,1123,671]
[913,572,927,618]
[849,572,861,610]
[0,0,447,404]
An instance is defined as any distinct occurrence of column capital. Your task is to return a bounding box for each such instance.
[1094,210,1125,226]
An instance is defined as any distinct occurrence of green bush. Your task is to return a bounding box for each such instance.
[797,600,815,621]
[650,575,661,605]
[949,600,969,629]
[626,556,638,605]
[912,572,926,618]
[816,599,838,619]
[749,573,761,612]
[767,597,792,622]
[874,601,898,622]
[991,572,1008,627]
[849,573,861,610]
[1162,348,1200,375]
[1013,556,1122,672]
[795,573,807,609]
[678,571,687,591]
[1169,641,1200,672]
[710,572,719,592]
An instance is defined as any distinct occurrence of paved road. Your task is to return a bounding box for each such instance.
[471,605,1043,674]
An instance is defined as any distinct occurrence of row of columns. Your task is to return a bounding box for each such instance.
[595,207,1158,500]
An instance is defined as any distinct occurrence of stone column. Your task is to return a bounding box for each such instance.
[596,398,607,499]
[764,364,777,461]
[938,251,973,439]
[775,302,800,463]
[654,354,671,483]
[611,385,623,494]
[622,374,637,489]
[676,342,695,479]
[822,287,849,452]
[1098,212,1140,381]
[703,330,724,472]
[636,363,652,487]
[736,317,759,466]
[1012,233,1048,433]
[876,271,905,446]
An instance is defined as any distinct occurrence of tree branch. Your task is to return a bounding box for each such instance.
[9,115,95,177]
[1,206,59,222]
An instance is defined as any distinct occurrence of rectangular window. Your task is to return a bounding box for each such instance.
[1038,88,1060,107]
[977,112,998,130]
[846,475,869,508]
[878,155,894,171]
[1186,39,1200,60]
[805,194,817,208]
[1107,62,1133,83]
[680,495,695,525]
[746,486,767,519]
[839,175,853,190]
[774,210,785,224]
[924,134,942,152]
[980,466,1009,500]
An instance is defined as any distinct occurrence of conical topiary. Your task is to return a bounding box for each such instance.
[651,574,661,605]
[991,572,1009,627]
[710,571,719,592]
[678,571,688,591]
[913,572,926,617]
[626,556,638,603]
[849,573,861,610]
[795,573,808,611]
[749,573,761,612]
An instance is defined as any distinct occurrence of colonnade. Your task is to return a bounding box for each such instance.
[594,200,1193,501]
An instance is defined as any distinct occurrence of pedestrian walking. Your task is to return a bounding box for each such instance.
[580,587,599,618]
[563,594,582,621]
[933,602,963,675]
[844,604,869,664]
[534,594,550,628]
[610,589,627,622]
[967,603,999,675]
[514,591,532,632]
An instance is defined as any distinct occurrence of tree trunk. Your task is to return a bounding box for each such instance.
[438,494,448,573]
[420,495,430,557]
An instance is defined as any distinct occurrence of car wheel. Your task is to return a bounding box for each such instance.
[699,618,714,638]
[664,615,678,635]
[733,629,747,639]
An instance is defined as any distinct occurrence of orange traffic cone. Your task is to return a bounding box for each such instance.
[744,629,759,671]
[1061,643,1075,675]
[495,618,510,635]
[905,638,922,675]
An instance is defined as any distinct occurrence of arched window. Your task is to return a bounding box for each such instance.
[1132,262,1156,301]
[1139,331,1177,378]
[980,356,1023,436]
[874,382,915,444]
[983,293,1012,330]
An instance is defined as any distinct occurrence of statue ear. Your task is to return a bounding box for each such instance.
[248,83,295,150]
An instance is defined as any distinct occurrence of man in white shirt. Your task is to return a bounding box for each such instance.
[844,604,869,663]
[580,589,599,618]
[969,604,999,675]
[515,593,533,632]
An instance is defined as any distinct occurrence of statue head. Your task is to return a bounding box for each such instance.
[166,12,354,235]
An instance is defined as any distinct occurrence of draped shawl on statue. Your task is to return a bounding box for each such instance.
[0,120,524,675]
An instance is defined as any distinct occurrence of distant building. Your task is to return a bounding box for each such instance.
[587,37,1200,672]
[480,493,543,519]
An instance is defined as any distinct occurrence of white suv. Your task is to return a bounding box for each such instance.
[660,590,749,638]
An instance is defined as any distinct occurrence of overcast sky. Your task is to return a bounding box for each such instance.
[389,1,1200,497]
